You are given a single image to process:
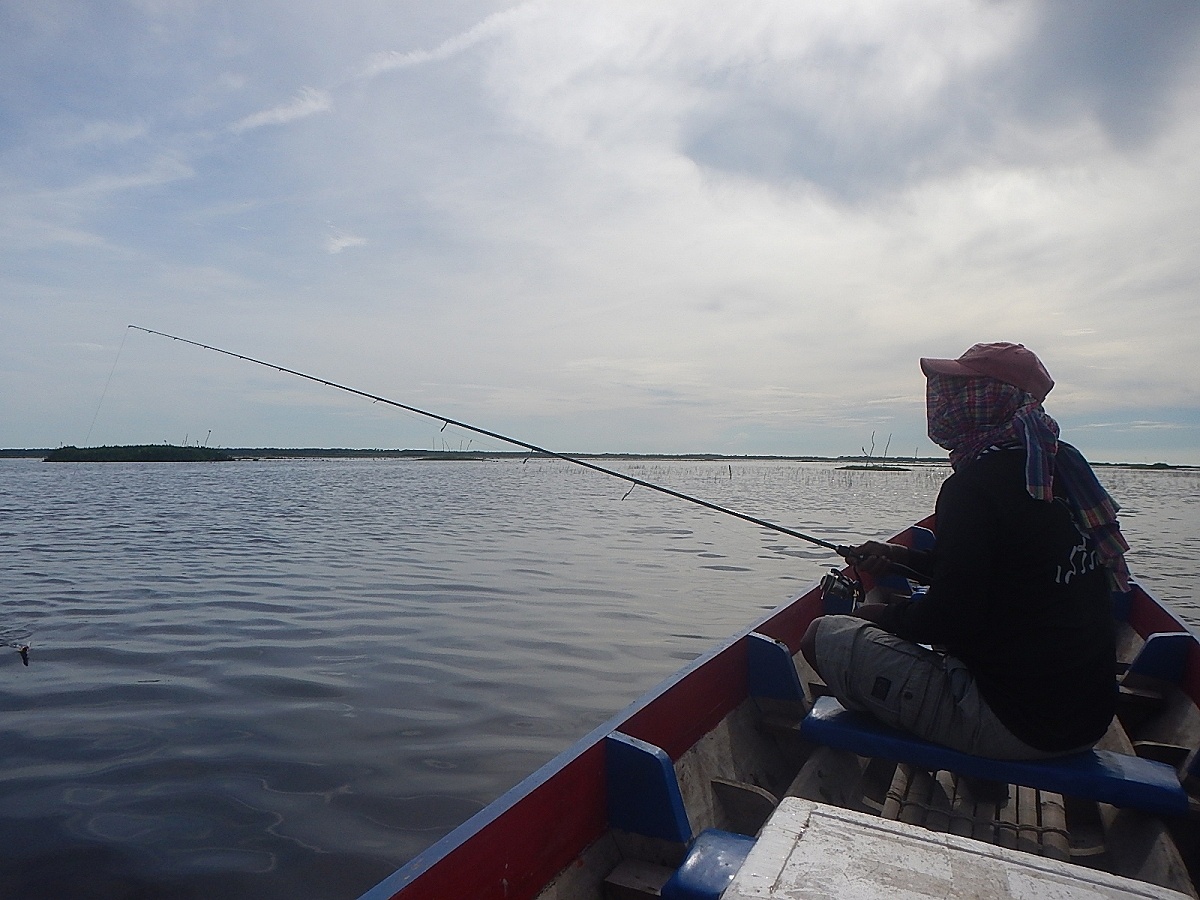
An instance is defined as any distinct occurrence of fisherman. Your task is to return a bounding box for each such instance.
[800,342,1126,759]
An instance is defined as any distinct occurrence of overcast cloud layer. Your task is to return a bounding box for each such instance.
[2,1,1198,463]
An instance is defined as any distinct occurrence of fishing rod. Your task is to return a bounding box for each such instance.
[128,325,878,561]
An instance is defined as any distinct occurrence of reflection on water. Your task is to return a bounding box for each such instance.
[0,457,1195,899]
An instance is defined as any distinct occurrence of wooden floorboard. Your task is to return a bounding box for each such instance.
[879,764,1079,863]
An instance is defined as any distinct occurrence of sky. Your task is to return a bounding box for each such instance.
[2,0,1199,464]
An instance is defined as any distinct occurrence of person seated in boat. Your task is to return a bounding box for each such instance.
[800,342,1129,760]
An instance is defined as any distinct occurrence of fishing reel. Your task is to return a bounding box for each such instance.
[819,568,864,615]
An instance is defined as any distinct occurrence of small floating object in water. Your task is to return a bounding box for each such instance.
[17,645,29,666]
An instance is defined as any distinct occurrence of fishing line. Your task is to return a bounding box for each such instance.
[128,324,872,558]
[84,326,132,447]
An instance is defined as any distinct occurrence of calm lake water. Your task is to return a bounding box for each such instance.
[0,457,1196,899]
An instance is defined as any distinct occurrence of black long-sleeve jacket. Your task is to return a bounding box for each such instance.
[876,450,1117,752]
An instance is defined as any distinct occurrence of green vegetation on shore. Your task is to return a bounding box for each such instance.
[43,445,234,463]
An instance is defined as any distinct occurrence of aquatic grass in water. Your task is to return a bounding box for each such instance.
[0,458,1195,899]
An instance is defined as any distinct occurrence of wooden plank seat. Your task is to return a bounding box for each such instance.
[801,696,1191,818]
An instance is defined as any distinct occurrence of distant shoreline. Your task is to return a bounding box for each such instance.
[1,446,1193,470]
[42,445,234,463]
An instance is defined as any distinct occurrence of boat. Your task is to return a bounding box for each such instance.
[356,517,1200,899]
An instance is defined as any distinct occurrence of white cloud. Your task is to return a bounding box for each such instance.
[66,120,149,147]
[230,87,332,132]
[3,0,1199,462]
[1077,422,1189,431]
[356,3,538,81]
[69,157,195,196]
[325,226,367,254]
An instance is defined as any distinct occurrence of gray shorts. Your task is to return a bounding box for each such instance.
[812,615,1073,760]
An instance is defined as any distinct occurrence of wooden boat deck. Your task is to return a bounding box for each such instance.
[879,765,1072,860]
[786,749,1126,879]
[723,799,1190,900]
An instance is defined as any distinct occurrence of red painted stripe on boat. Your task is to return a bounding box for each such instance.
[755,585,822,652]
[369,742,607,900]
[1129,585,1185,638]
[621,637,748,759]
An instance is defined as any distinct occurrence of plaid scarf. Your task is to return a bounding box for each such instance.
[926,373,1130,591]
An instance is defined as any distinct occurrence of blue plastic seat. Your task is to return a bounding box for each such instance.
[606,733,758,899]
[660,829,756,900]
[801,696,1190,818]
